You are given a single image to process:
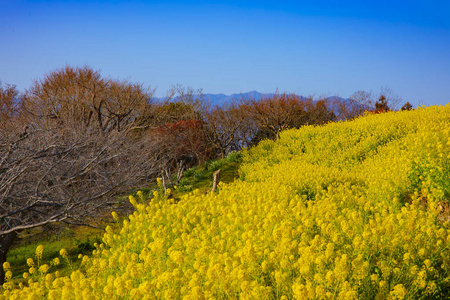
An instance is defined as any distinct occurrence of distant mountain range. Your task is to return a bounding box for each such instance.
[156,91,368,113]
[203,92,358,108]
[154,91,267,106]
[202,92,366,112]
[202,91,265,105]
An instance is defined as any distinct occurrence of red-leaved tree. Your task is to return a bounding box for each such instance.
[151,119,212,184]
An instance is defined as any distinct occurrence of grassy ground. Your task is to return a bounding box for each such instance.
[174,151,241,195]
[6,225,103,279]
[5,152,242,281]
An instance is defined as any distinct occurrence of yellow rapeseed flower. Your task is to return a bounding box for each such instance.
[39,264,50,274]
[59,248,68,258]
[390,284,407,299]
[5,270,12,280]
[2,261,10,271]
[26,258,34,267]
[52,257,60,266]
[35,245,44,259]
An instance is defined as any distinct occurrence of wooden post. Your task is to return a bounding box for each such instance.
[211,169,221,193]
[161,171,167,197]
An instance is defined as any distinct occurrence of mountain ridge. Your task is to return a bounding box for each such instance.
[155,91,364,112]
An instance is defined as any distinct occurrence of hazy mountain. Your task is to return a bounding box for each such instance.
[203,91,266,106]
[154,91,268,106]
[155,91,368,113]
[203,93,361,110]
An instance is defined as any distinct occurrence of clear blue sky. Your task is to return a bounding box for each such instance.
[1,0,449,107]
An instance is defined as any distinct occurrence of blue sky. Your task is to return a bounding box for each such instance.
[1,0,449,107]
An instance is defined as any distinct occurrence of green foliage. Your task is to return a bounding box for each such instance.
[76,238,102,255]
[225,151,242,163]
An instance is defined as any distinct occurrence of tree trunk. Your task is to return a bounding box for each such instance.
[176,160,185,184]
[0,232,17,286]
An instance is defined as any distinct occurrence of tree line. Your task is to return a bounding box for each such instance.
[0,65,411,283]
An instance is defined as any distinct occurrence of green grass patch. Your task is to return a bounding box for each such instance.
[175,152,242,194]
[7,224,104,282]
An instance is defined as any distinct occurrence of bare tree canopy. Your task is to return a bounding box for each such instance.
[22,65,155,133]
[0,69,160,284]
[238,93,312,140]
[0,81,20,128]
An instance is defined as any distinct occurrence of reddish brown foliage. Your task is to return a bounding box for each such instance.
[154,119,211,165]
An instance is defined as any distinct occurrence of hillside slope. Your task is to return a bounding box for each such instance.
[2,105,450,299]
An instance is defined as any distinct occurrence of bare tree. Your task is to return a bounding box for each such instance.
[338,90,374,119]
[204,102,245,157]
[238,93,309,140]
[22,66,155,133]
[22,66,107,129]
[0,81,20,128]
[150,119,212,184]
[152,85,206,126]
[306,99,336,125]
[378,86,402,110]
[138,85,214,184]
[0,119,163,283]
[0,68,160,285]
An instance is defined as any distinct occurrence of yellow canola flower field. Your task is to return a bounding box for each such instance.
[2,105,450,299]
